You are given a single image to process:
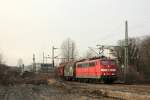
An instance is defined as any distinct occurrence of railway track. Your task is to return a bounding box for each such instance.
[0,79,149,100]
[0,84,114,100]
[65,81,150,92]
[62,81,150,100]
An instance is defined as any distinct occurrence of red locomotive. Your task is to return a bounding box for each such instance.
[56,57,117,83]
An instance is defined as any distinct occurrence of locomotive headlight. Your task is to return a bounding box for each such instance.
[112,73,115,75]
[101,69,107,71]
[110,69,116,71]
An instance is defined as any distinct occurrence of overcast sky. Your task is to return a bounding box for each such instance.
[0,0,150,66]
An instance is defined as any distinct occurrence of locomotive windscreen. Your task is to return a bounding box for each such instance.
[101,60,116,65]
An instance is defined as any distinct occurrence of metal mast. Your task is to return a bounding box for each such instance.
[124,20,129,82]
[33,54,36,72]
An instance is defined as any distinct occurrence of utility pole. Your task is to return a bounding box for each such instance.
[67,39,70,62]
[52,46,54,68]
[124,20,129,82]
[43,52,45,64]
[52,46,58,68]
[33,54,36,72]
[71,42,74,60]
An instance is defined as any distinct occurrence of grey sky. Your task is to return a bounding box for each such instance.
[0,0,150,65]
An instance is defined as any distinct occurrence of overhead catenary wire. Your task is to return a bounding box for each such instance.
[90,22,124,45]
[91,19,150,46]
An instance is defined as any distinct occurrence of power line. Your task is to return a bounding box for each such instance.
[91,19,150,46]
[91,23,123,44]
[88,47,99,55]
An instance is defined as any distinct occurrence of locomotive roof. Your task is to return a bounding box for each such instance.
[59,61,76,65]
[58,56,115,66]
[76,56,108,62]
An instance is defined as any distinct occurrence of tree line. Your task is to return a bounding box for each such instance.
[61,36,150,83]
[115,36,150,82]
[0,36,150,83]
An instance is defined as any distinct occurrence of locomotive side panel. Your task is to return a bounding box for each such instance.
[75,60,101,79]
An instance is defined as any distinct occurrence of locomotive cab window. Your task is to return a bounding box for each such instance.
[89,62,95,67]
[101,60,116,65]
[101,60,109,65]
[77,63,90,67]
[77,64,82,67]
[110,60,116,65]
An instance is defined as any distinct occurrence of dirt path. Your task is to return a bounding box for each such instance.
[1,76,150,100]
[64,81,150,100]
[0,84,114,100]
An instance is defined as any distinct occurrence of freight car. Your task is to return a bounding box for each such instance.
[57,57,117,83]
[56,63,65,78]
[64,61,76,81]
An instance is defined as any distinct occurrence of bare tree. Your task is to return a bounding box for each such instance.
[110,36,150,82]
[116,38,140,67]
[115,38,141,82]
[61,38,78,62]
[0,53,3,64]
[138,36,150,79]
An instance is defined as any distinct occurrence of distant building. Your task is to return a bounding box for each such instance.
[39,63,53,72]
[24,63,53,73]
[24,65,32,72]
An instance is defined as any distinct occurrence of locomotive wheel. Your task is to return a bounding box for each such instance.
[103,79,114,84]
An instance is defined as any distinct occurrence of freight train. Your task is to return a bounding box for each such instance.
[56,57,118,83]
